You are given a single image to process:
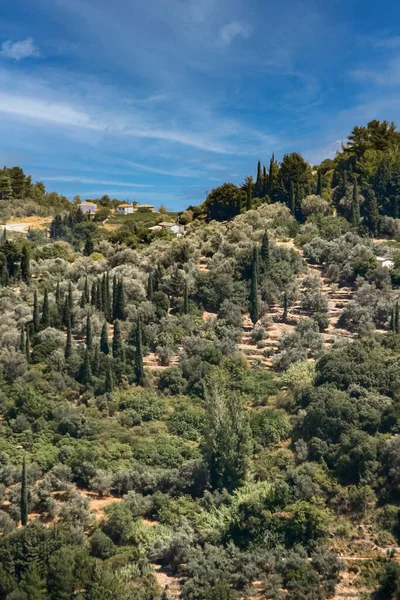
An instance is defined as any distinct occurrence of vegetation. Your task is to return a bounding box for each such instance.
[1,121,400,598]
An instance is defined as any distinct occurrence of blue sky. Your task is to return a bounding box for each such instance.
[1,0,400,210]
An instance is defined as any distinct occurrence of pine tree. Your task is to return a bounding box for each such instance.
[183,280,189,314]
[260,230,270,271]
[114,279,126,321]
[134,316,145,386]
[84,234,94,256]
[0,173,13,200]
[351,178,360,227]
[19,327,25,353]
[364,188,379,236]
[86,315,93,349]
[100,321,109,355]
[282,291,288,323]
[249,247,260,325]
[32,290,40,333]
[20,456,28,526]
[21,245,30,285]
[65,318,72,359]
[112,320,123,359]
[246,185,252,211]
[41,288,50,329]
[20,561,47,600]
[105,359,113,393]
[147,272,154,301]
[317,170,323,196]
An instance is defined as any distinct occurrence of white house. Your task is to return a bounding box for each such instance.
[80,202,97,215]
[116,203,134,215]
[149,222,185,237]
[377,256,395,269]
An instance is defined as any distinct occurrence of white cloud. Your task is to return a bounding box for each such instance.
[41,176,152,187]
[0,38,39,60]
[220,21,252,45]
[351,57,400,87]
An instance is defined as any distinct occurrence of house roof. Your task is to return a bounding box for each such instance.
[159,221,176,227]
[81,201,96,206]
[137,204,154,208]
[118,203,132,208]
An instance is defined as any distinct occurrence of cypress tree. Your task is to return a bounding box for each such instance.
[96,279,103,312]
[282,291,288,323]
[105,272,111,321]
[21,245,30,285]
[134,316,145,386]
[112,320,123,359]
[147,272,154,301]
[114,279,126,321]
[256,160,262,186]
[33,290,40,333]
[91,281,97,306]
[317,170,323,196]
[55,281,61,307]
[246,184,252,211]
[112,275,118,318]
[105,359,113,393]
[0,264,9,286]
[41,289,50,329]
[289,180,295,215]
[268,153,275,193]
[25,327,30,363]
[262,165,267,196]
[80,350,92,385]
[101,274,108,316]
[249,248,260,325]
[183,280,189,314]
[86,315,93,349]
[395,301,400,334]
[20,456,28,526]
[2,226,6,243]
[80,291,86,308]
[84,276,90,304]
[100,321,109,355]
[19,327,25,353]
[68,282,74,327]
[62,295,70,329]
[92,345,100,377]
[364,188,379,236]
[65,318,72,359]
[260,230,270,271]
[351,178,360,227]
[84,234,94,256]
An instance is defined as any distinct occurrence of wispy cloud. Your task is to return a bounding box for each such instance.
[351,57,400,87]
[0,38,39,60]
[41,176,152,187]
[220,21,252,45]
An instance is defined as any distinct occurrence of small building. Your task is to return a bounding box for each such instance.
[116,203,135,215]
[80,202,97,215]
[135,204,155,213]
[149,222,185,237]
[377,256,395,269]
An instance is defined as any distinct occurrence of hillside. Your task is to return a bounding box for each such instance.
[2,121,400,600]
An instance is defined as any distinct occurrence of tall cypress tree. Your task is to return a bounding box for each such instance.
[65,318,72,359]
[282,291,288,323]
[68,282,74,327]
[112,320,123,359]
[351,178,360,227]
[114,280,126,321]
[317,170,323,196]
[25,327,30,363]
[55,281,61,308]
[256,160,262,188]
[80,350,92,385]
[41,289,50,329]
[147,272,154,301]
[134,316,144,386]
[91,281,97,306]
[21,245,30,285]
[19,327,25,353]
[105,272,111,321]
[395,301,400,334]
[95,279,103,312]
[246,184,252,211]
[183,280,189,314]
[84,234,94,256]
[105,359,113,393]
[101,274,108,316]
[86,315,93,349]
[249,248,260,325]
[92,345,100,377]
[100,321,109,355]
[112,275,118,319]
[62,295,70,329]
[260,230,270,272]
[33,290,40,333]
[20,456,28,526]
[364,188,379,236]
